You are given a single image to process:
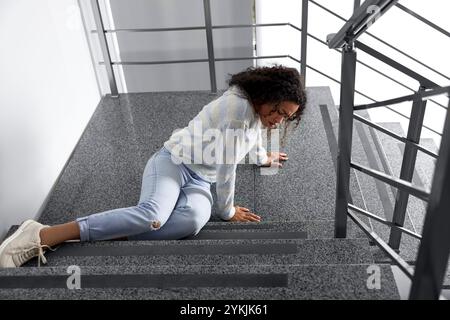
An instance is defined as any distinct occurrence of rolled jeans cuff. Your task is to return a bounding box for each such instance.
[76,217,90,242]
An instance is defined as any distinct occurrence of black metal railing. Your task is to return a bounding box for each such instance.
[328,0,450,300]
[90,0,312,95]
[88,0,450,299]
[310,0,450,82]
[91,0,449,105]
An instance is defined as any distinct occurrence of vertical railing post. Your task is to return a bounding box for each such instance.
[353,0,361,12]
[300,0,309,85]
[203,0,217,94]
[409,91,450,299]
[91,0,119,97]
[388,86,427,250]
[334,42,357,238]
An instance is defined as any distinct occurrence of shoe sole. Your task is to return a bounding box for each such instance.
[0,220,36,260]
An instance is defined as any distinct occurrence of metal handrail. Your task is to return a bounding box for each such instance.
[410,93,450,299]
[107,46,442,141]
[308,0,450,82]
[329,0,450,299]
[91,0,118,97]
[96,22,450,116]
[354,41,438,89]
[100,55,293,65]
[327,0,399,49]
[353,114,439,159]
[350,162,430,201]
[306,30,448,112]
[348,204,421,240]
[92,0,448,111]
[203,0,216,92]
[395,3,450,39]
[92,23,292,33]
[347,209,415,278]
[300,0,309,83]
[301,52,444,137]
[89,0,450,299]
[308,32,417,95]
[354,86,450,110]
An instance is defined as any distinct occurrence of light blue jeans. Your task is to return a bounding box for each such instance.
[76,146,213,241]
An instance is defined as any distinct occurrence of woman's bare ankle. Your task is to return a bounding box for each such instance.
[39,222,80,247]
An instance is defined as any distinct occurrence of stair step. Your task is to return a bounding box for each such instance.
[37,92,224,225]
[0,264,399,299]
[200,220,365,239]
[351,112,396,223]
[36,88,345,225]
[1,89,403,299]
[376,122,433,234]
[3,219,366,243]
[351,122,423,262]
[187,230,307,240]
[374,250,450,290]
[254,87,339,221]
[193,221,308,239]
[415,138,437,191]
[377,257,450,291]
[370,229,421,263]
[323,105,398,248]
[22,238,374,267]
[324,103,380,229]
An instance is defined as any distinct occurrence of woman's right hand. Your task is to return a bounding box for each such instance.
[229,206,261,222]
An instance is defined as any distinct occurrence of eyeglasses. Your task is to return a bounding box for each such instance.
[270,103,297,121]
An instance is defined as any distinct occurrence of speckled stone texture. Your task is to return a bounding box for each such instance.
[415,138,437,190]
[37,87,345,225]
[351,111,396,223]
[325,102,378,230]
[22,238,374,268]
[3,219,365,242]
[371,122,432,261]
[254,87,337,222]
[37,90,256,224]
[325,111,421,263]
[0,264,399,300]
[376,122,435,233]
[203,220,364,239]
[0,88,402,299]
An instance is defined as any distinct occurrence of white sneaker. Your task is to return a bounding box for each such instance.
[0,220,50,268]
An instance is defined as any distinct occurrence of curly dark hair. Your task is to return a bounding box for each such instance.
[228,65,307,126]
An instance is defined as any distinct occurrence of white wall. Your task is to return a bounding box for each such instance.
[0,0,101,239]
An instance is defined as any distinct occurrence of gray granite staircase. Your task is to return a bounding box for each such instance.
[0,264,397,300]
[0,87,400,299]
[369,123,449,289]
[375,123,436,235]
[19,238,373,267]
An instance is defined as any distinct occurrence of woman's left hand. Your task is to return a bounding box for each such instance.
[261,152,288,167]
[229,206,261,222]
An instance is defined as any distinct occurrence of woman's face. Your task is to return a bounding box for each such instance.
[257,101,299,129]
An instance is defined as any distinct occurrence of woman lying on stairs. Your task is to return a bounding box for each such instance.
[0,65,307,268]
